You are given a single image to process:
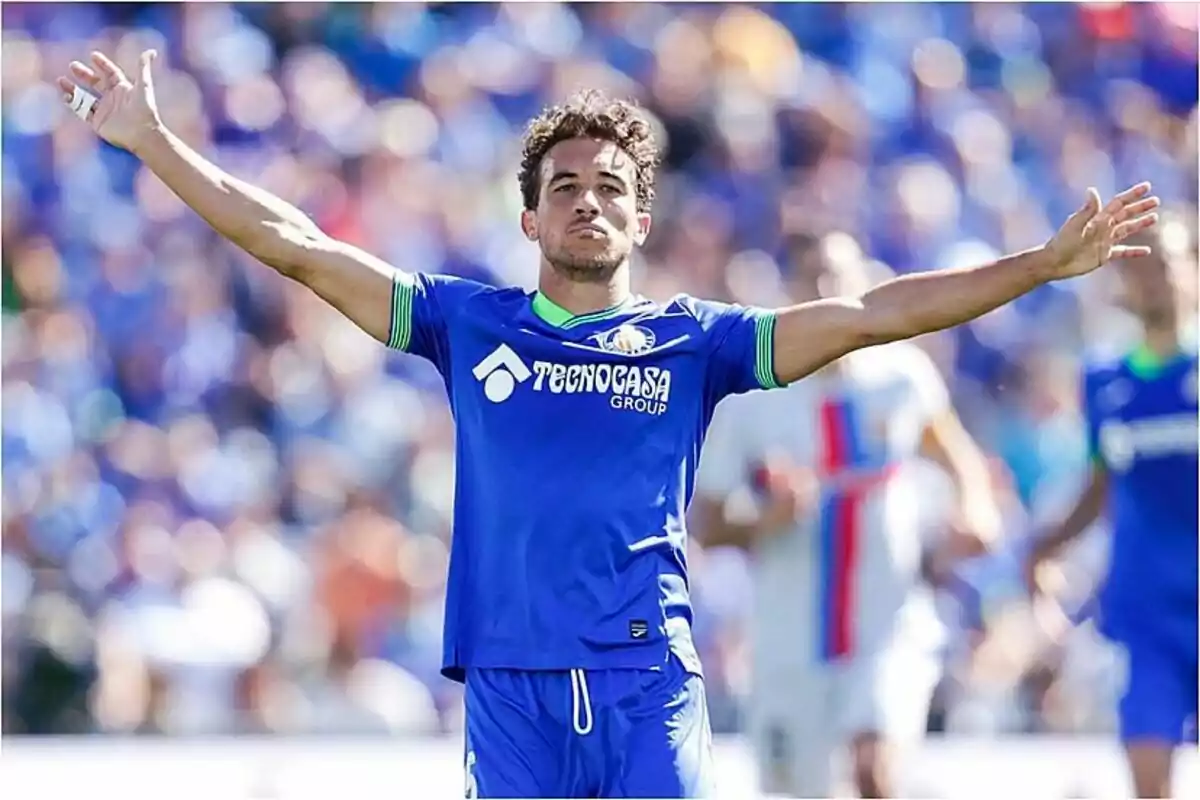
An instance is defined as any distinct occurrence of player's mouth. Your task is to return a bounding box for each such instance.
[568,223,608,238]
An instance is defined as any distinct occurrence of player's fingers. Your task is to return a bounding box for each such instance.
[59,79,100,121]
[779,485,805,517]
[56,77,78,101]
[1100,183,1151,220]
[1111,196,1161,224]
[136,48,157,88]
[789,468,818,508]
[1108,181,1152,210]
[69,60,102,90]
[89,51,127,89]
[1065,187,1102,232]
[1109,245,1154,260]
[1113,213,1159,242]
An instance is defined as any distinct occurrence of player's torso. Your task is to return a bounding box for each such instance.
[750,345,940,668]
[1090,352,1199,635]
[444,292,706,507]
[439,291,710,670]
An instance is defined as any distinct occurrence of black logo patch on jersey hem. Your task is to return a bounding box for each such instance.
[629,620,649,639]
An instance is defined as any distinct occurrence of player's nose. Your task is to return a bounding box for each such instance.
[573,189,602,217]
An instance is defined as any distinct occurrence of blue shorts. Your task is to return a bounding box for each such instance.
[1117,629,1199,746]
[464,654,714,798]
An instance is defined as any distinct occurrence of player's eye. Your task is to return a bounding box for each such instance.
[553,183,576,193]
[600,185,622,195]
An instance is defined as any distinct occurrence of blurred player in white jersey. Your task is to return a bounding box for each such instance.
[694,233,1002,798]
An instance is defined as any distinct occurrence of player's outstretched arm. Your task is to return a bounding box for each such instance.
[57,50,400,345]
[768,185,1161,385]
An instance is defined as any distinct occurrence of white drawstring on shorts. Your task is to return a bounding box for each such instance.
[569,668,593,736]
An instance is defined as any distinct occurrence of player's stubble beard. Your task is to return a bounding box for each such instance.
[544,239,628,284]
[1142,306,1173,330]
[1138,285,1179,332]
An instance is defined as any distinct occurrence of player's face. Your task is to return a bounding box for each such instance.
[1119,252,1179,331]
[521,137,650,283]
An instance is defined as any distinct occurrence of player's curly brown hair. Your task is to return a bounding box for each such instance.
[518,90,659,213]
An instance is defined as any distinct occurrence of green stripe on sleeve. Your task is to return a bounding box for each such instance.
[388,273,415,351]
[754,311,783,389]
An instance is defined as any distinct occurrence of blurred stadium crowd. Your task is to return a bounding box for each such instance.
[2,2,1197,739]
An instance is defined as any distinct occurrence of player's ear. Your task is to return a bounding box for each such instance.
[633,213,651,246]
[520,208,539,242]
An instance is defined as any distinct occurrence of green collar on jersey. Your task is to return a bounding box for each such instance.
[531,291,636,330]
[1126,342,1188,380]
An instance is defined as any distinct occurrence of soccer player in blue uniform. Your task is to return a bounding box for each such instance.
[62,49,1160,798]
[1030,226,1197,799]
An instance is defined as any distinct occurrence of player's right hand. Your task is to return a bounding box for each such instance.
[751,455,816,537]
[57,50,162,154]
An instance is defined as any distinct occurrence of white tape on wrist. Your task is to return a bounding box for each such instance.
[68,84,98,121]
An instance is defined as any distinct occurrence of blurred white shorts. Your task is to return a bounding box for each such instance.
[749,644,941,797]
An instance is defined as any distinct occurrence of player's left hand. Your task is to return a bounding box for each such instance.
[949,502,1002,558]
[1044,183,1160,278]
[921,506,999,586]
[944,522,992,563]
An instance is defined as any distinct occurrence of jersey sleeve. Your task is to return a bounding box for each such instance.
[386,272,489,374]
[684,297,785,402]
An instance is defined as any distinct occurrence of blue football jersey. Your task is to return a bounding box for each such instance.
[388,273,782,681]
[1084,345,1199,644]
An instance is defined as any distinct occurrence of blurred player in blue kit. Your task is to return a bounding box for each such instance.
[1030,225,1197,799]
[61,48,1160,798]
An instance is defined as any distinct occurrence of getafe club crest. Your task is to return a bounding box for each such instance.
[595,324,656,356]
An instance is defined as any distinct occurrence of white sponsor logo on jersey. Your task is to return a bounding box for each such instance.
[531,360,672,415]
[473,344,672,415]
[473,344,532,403]
[1099,413,1199,472]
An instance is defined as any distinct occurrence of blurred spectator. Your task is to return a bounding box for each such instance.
[2,2,1196,737]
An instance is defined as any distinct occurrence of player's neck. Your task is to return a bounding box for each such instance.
[1143,325,1180,360]
[536,264,631,317]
